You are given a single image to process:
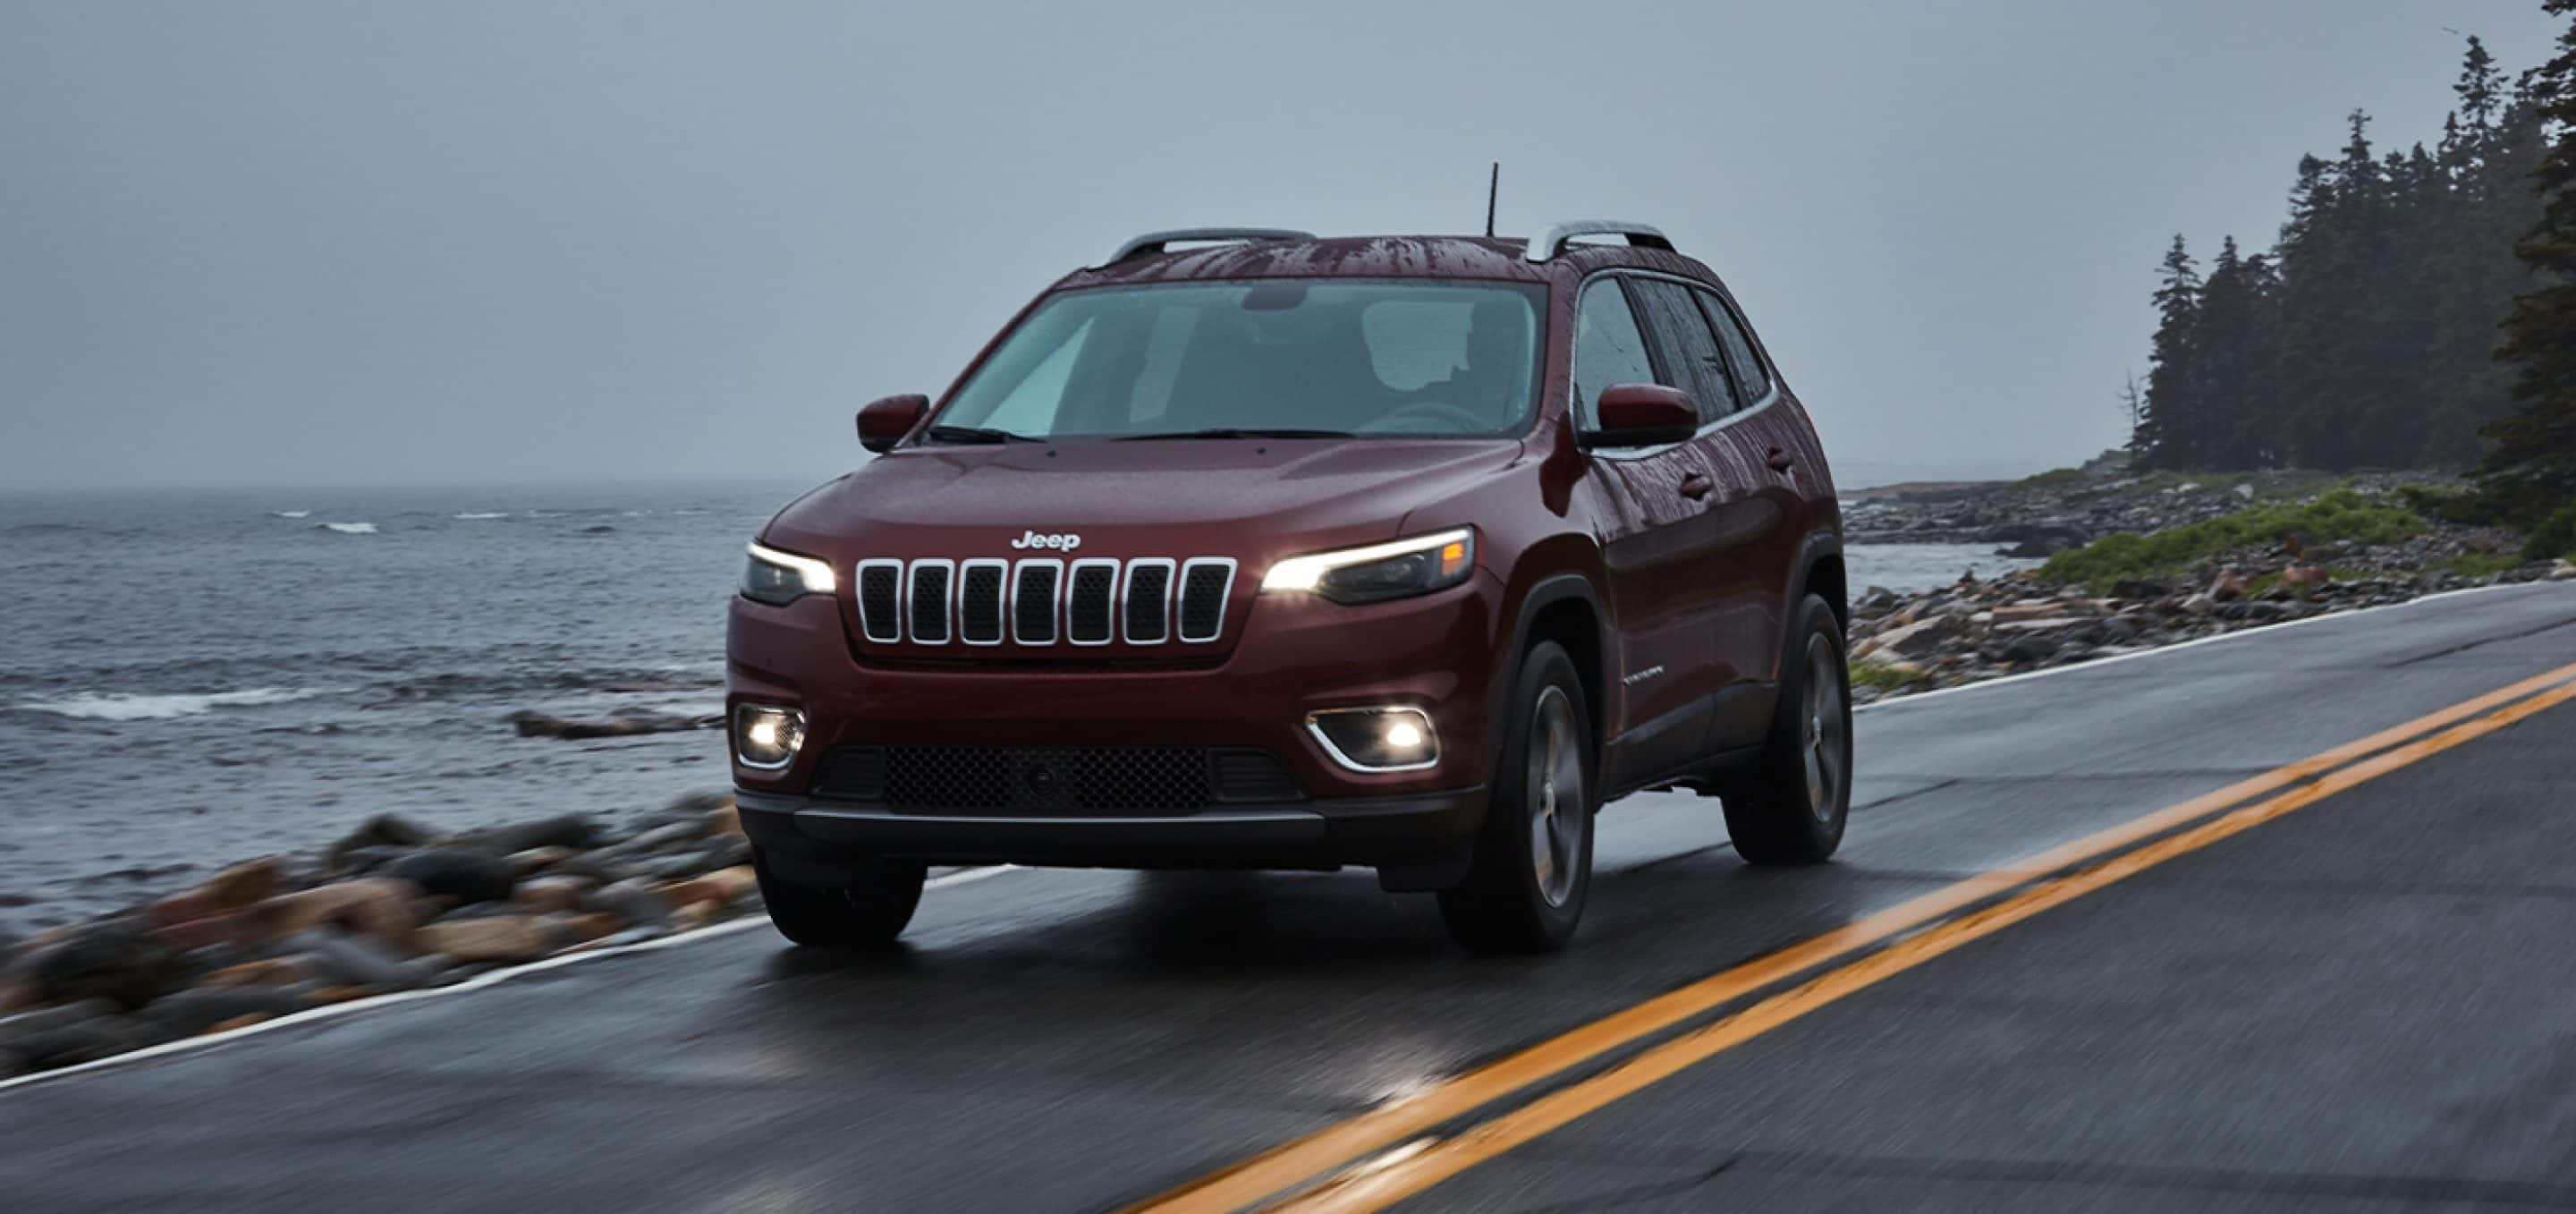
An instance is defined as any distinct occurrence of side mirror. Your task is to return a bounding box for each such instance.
[856,394,929,454]
[1582,384,1699,449]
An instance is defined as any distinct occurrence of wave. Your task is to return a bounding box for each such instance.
[318,522,378,535]
[272,510,311,519]
[13,687,325,721]
[453,512,510,521]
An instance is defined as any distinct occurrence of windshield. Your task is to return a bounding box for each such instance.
[928,279,1546,442]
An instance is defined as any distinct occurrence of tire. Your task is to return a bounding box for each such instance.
[1723,593,1853,865]
[1438,641,1596,954]
[751,845,926,948]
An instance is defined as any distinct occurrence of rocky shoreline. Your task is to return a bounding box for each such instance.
[1840,464,2575,702]
[0,794,780,1081]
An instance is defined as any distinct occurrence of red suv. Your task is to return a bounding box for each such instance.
[729,225,1852,953]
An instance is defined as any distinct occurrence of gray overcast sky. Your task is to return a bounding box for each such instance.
[2,2,2563,491]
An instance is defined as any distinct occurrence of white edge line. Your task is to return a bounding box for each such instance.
[0,864,1020,1096]
[7,581,2563,1093]
[1852,581,2557,714]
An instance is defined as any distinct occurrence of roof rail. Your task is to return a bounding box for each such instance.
[1097,227,1317,268]
[1524,220,1674,263]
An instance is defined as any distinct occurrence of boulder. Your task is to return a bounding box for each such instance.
[202,957,310,988]
[2001,633,2063,665]
[1864,617,1961,661]
[286,928,419,989]
[513,875,597,915]
[197,859,281,910]
[258,879,424,949]
[17,921,183,1009]
[414,916,550,964]
[2209,570,2250,603]
[585,879,672,928]
[706,802,745,839]
[665,865,758,911]
[2278,565,2330,591]
[385,848,516,905]
[326,813,437,872]
[2553,560,2576,581]
[2107,578,2171,601]
[504,846,577,877]
[470,815,600,854]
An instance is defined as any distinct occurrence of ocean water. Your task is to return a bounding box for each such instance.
[0,482,2025,930]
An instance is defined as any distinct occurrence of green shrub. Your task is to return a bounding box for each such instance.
[1849,659,1933,694]
[2038,488,2425,589]
[2012,467,2086,489]
[2396,484,2505,526]
[2445,552,2523,579]
[2525,502,2576,563]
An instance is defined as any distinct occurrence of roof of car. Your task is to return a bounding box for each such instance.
[1055,233,1713,290]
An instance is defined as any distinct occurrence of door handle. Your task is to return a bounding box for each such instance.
[1678,472,1714,500]
[1765,446,1795,473]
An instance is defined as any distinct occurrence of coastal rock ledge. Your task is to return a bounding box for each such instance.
[0,796,765,1080]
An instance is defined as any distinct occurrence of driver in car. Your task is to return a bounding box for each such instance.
[1399,299,1525,428]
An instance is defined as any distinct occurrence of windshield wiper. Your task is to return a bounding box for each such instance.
[923,424,1041,445]
[1112,428,1358,442]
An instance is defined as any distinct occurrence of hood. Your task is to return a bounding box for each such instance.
[763,438,1524,564]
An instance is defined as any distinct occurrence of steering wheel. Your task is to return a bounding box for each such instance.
[1368,400,1491,433]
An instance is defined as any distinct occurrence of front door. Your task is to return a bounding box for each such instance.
[1571,275,1721,785]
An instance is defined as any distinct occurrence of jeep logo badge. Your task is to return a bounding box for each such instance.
[1010,530,1081,552]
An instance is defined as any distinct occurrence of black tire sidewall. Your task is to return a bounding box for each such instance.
[1444,641,1595,951]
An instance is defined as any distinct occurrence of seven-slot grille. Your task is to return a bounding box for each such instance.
[852,556,1237,647]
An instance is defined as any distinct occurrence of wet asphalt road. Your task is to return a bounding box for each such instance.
[5,582,2575,1212]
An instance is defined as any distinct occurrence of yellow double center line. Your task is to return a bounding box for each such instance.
[1132,659,2576,1213]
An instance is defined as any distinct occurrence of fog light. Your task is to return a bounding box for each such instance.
[1307,706,1439,773]
[733,704,806,770]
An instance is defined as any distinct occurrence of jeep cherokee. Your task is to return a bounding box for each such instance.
[729,224,1852,953]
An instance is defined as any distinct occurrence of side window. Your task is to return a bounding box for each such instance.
[1571,278,1657,429]
[1696,292,1772,403]
[1629,279,1740,422]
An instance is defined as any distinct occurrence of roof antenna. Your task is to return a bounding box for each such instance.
[1484,162,1500,238]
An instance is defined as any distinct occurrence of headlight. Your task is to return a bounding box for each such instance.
[733,704,806,769]
[1261,528,1475,606]
[741,542,837,606]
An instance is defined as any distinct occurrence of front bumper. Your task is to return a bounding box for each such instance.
[738,785,1487,879]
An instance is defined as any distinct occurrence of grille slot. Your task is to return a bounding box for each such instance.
[1123,559,1173,643]
[959,560,1007,645]
[1178,559,1235,643]
[856,561,904,643]
[907,561,953,644]
[1013,561,1061,644]
[879,744,1212,813]
[1067,560,1118,644]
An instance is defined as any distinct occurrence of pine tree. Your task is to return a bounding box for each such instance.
[2481,2,2576,519]
[2136,235,2204,468]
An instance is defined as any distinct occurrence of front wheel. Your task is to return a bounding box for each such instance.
[1438,641,1596,954]
[1723,593,1852,865]
[751,846,926,948]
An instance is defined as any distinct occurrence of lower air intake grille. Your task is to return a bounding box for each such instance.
[886,745,1211,812]
[809,745,1301,811]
